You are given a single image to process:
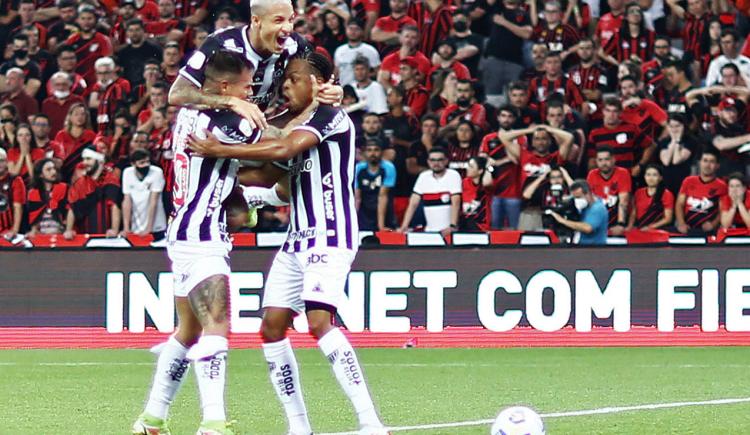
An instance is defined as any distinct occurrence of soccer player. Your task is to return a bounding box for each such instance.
[169,0,342,131]
[132,50,261,435]
[188,52,388,435]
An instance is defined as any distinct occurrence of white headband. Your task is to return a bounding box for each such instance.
[81,147,105,162]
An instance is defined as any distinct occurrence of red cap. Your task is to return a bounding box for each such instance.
[719,96,738,111]
[399,56,420,70]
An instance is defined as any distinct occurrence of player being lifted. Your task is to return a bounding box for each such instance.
[132,51,261,435]
[189,53,389,435]
[170,0,342,132]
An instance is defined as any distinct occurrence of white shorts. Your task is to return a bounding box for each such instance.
[167,241,231,297]
[262,247,356,314]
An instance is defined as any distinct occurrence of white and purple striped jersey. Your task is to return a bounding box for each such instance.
[180,27,312,110]
[283,105,359,253]
[167,107,261,246]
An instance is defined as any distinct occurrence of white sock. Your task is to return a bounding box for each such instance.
[262,338,312,434]
[144,336,191,420]
[318,328,382,429]
[242,185,287,207]
[193,335,228,422]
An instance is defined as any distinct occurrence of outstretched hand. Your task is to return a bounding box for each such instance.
[187,130,224,157]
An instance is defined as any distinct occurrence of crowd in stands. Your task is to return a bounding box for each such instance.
[1,0,750,245]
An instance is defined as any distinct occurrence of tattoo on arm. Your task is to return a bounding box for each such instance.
[188,274,229,326]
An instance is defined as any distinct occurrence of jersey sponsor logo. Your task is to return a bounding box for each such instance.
[306,253,328,266]
[523,162,552,178]
[289,158,313,177]
[323,172,335,221]
[687,196,714,213]
[206,178,225,217]
[322,110,346,137]
[616,133,628,144]
[287,227,317,241]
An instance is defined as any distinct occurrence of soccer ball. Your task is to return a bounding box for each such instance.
[490,406,545,435]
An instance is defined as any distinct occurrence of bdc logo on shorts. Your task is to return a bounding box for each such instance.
[306,253,328,266]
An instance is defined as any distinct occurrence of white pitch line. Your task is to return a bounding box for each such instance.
[318,397,750,435]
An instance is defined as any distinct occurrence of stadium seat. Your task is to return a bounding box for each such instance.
[625,229,671,244]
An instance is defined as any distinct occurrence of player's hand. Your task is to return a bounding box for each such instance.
[188,131,223,157]
[63,229,76,240]
[317,75,342,106]
[229,97,268,130]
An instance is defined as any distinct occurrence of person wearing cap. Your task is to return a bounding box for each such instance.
[427,39,471,89]
[712,95,750,176]
[64,5,114,87]
[0,147,27,241]
[64,144,122,239]
[333,18,380,86]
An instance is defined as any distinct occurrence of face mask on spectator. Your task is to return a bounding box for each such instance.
[457,97,470,107]
[136,165,150,177]
[574,197,588,212]
[14,49,28,59]
[53,90,70,99]
[98,78,113,87]
[454,21,468,32]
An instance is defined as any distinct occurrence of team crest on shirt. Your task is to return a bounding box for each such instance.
[572,72,581,85]
[616,133,628,144]
[440,193,450,203]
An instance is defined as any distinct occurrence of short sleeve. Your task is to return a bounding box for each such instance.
[179,35,224,88]
[121,168,134,195]
[679,178,691,196]
[662,189,675,210]
[354,162,366,184]
[382,161,396,187]
[150,167,165,192]
[412,172,426,195]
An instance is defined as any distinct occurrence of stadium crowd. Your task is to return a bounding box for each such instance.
[0,0,750,244]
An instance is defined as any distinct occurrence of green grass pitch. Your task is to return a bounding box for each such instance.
[1,347,749,434]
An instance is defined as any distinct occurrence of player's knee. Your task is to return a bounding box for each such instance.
[306,305,335,339]
[260,314,289,342]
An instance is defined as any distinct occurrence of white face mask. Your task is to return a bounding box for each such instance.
[574,197,589,212]
[53,90,70,99]
[99,78,113,88]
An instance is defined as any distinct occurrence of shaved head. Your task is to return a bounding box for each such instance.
[251,0,291,16]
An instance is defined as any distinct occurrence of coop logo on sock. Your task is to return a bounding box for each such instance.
[275,364,296,396]
[341,351,362,385]
[166,358,189,382]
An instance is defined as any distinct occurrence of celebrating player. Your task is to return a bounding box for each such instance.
[188,52,388,435]
[169,0,342,131]
[132,50,261,435]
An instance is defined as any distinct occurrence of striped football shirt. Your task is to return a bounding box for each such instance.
[167,107,261,245]
[283,105,358,253]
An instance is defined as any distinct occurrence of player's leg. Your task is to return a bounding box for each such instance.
[301,249,386,434]
[261,250,312,435]
[133,247,203,434]
[185,273,233,433]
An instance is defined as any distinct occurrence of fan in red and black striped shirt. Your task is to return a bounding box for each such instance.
[88,58,131,133]
[399,57,429,119]
[67,146,122,236]
[0,149,27,238]
[65,6,113,88]
[675,149,727,233]
[173,0,209,25]
[531,1,579,56]
[461,156,493,231]
[665,0,714,59]
[619,76,668,139]
[601,4,655,64]
[567,37,611,121]
[26,159,68,235]
[446,120,480,178]
[630,165,675,230]
[528,52,585,121]
[479,107,522,212]
[407,0,453,57]
[587,97,654,175]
